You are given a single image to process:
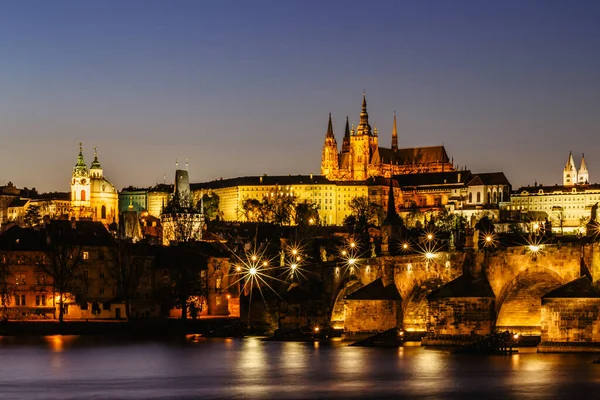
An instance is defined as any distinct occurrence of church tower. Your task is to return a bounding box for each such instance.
[89,147,103,178]
[563,151,578,186]
[578,154,589,184]
[320,113,339,179]
[71,143,91,215]
[350,93,373,180]
[341,116,351,153]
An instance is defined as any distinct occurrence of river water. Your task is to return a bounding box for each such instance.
[0,336,598,399]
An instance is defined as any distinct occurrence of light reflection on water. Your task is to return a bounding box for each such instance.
[0,336,598,399]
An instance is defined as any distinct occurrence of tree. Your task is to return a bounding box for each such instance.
[240,190,297,226]
[35,224,87,323]
[105,239,150,320]
[0,252,13,321]
[162,191,203,244]
[163,245,207,320]
[552,207,565,235]
[197,192,221,221]
[294,201,320,226]
[23,205,42,227]
[240,198,262,222]
[347,196,382,233]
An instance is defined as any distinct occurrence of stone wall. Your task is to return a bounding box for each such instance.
[428,297,495,335]
[344,300,401,334]
[541,297,600,343]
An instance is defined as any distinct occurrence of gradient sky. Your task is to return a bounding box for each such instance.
[1,0,600,192]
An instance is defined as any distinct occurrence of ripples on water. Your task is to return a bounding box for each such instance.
[0,336,599,399]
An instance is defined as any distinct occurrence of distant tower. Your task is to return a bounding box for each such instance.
[89,146,103,178]
[578,153,589,184]
[320,113,339,179]
[563,151,578,186]
[391,111,398,152]
[174,169,190,197]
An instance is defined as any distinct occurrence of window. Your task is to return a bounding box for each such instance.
[101,205,106,219]
[36,294,47,306]
[16,274,26,285]
[35,274,46,285]
[477,192,481,203]
[216,276,222,290]
[83,252,89,260]
[15,294,26,306]
[468,193,473,203]
[81,190,86,201]
[216,296,221,307]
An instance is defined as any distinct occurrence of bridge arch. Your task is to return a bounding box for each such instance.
[495,266,565,335]
[329,277,363,330]
[402,277,448,332]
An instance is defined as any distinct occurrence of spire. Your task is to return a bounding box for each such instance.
[391,111,398,151]
[373,123,378,136]
[90,146,102,170]
[580,153,588,171]
[326,112,334,138]
[342,116,351,153]
[73,142,88,176]
[578,153,589,184]
[351,122,355,136]
[186,159,189,171]
[383,178,400,225]
[357,92,372,136]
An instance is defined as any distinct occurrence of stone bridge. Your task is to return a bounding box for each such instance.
[329,242,591,337]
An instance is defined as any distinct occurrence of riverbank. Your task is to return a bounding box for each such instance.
[0,318,245,337]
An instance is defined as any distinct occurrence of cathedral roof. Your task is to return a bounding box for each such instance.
[467,172,511,186]
[392,171,469,187]
[90,176,117,194]
[378,145,451,166]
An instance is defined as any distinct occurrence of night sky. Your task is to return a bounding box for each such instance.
[1,0,600,192]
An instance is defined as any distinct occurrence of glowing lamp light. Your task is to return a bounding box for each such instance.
[292,249,298,256]
[529,245,540,253]
[350,242,356,248]
[513,333,519,340]
[485,236,492,243]
[314,327,320,333]
[348,258,356,266]
[341,250,347,256]
[296,256,301,262]
[426,234,433,240]
[235,266,242,272]
[251,255,257,261]
[291,264,298,270]
[226,294,231,299]
[533,223,540,230]
[398,330,404,337]
[402,243,409,250]
[309,218,315,225]
[249,267,257,276]
[425,252,436,260]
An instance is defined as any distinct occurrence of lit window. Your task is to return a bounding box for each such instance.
[83,252,89,260]
[216,277,222,289]
[216,296,221,307]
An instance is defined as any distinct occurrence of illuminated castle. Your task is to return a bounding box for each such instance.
[321,93,455,181]
[70,144,118,225]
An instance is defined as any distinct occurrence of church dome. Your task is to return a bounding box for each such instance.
[90,176,117,195]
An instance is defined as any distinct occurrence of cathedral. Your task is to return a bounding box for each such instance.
[321,93,455,181]
[563,152,588,186]
[70,144,118,225]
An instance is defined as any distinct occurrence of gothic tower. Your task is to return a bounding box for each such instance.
[320,113,339,179]
[350,93,373,180]
[341,116,351,153]
[578,154,589,184]
[563,151,578,186]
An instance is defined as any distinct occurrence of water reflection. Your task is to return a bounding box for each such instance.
[0,337,597,399]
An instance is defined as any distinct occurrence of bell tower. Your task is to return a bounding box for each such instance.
[563,151,578,186]
[71,143,91,215]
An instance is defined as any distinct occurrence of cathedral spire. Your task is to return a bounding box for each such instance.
[73,142,88,176]
[357,92,372,136]
[579,153,589,184]
[383,178,400,225]
[391,111,398,151]
[342,116,351,153]
[326,112,334,138]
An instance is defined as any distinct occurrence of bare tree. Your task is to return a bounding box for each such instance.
[34,224,87,323]
[162,191,203,244]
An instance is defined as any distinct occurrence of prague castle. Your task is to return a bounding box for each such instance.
[321,93,455,181]
[70,144,118,225]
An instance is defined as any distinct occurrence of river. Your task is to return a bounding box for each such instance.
[0,336,598,399]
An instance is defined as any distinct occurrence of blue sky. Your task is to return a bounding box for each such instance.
[1,0,599,191]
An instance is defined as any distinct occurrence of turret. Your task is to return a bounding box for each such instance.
[578,154,589,184]
[89,146,104,178]
[563,151,578,186]
[320,113,339,178]
[73,142,88,177]
[355,92,372,136]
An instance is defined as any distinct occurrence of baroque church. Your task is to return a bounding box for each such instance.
[70,144,118,225]
[563,152,588,186]
[321,93,455,181]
